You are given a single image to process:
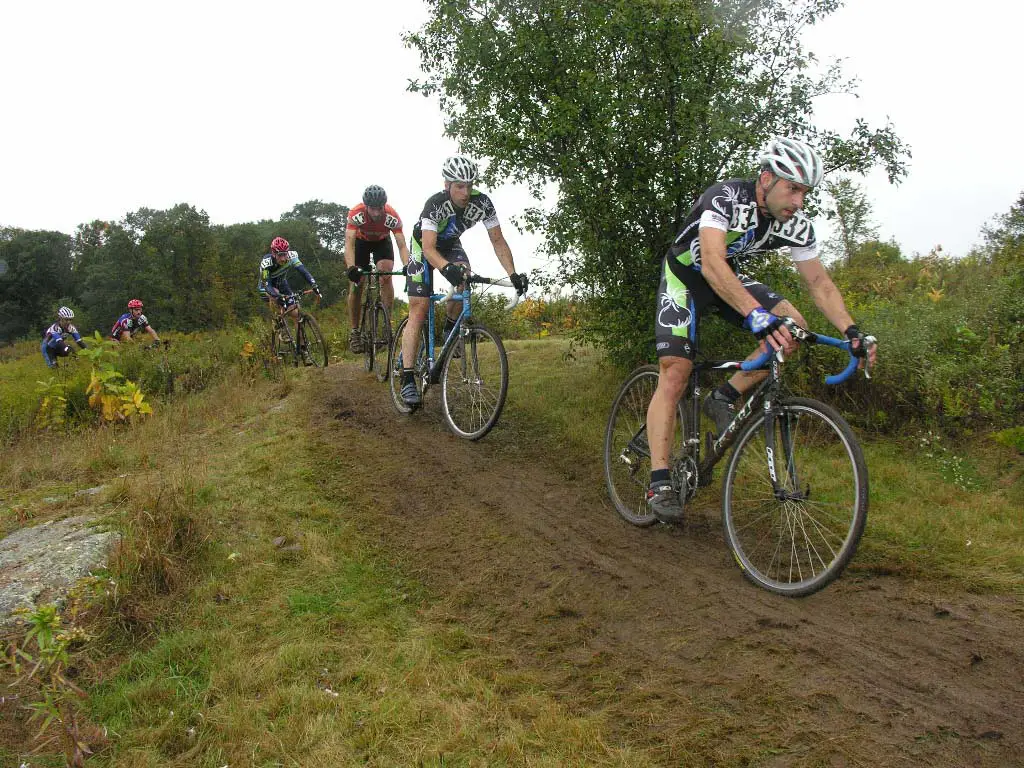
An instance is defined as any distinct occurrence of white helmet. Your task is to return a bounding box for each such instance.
[759,137,824,188]
[441,154,479,183]
[57,306,74,320]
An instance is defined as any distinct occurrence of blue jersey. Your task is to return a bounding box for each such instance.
[257,251,316,297]
[43,321,83,345]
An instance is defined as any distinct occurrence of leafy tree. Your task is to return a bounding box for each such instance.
[405,0,911,365]
[822,177,878,265]
[282,200,350,254]
[0,228,76,342]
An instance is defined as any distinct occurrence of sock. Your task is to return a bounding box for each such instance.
[650,468,670,487]
[442,317,456,339]
[402,368,414,385]
[715,382,740,403]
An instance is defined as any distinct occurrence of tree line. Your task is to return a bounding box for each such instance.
[0,201,350,344]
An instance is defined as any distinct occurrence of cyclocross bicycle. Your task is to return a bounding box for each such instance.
[356,266,404,382]
[604,321,875,597]
[270,290,328,368]
[388,274,515,440]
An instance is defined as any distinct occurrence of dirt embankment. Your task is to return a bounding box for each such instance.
[318,362,1024,767]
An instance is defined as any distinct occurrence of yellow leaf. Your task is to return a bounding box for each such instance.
[928,288,944,303]
[101,394,121,421]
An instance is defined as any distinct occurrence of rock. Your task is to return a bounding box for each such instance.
[75,485,106,497]
[0,515,120,625]
[272,536,287,548]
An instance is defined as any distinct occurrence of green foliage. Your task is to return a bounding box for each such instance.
[993,427,1024,454]
[405,0,910,365]
[0,228,77,341]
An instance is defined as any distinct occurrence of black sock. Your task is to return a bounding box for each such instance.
[442,317,456,339]
[715,382,740,403]
[650,468,670,486]
[402,368,414,385]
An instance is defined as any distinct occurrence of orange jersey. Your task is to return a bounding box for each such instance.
[346,202,403,242]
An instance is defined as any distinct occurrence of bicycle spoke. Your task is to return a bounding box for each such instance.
[723,399,867,596]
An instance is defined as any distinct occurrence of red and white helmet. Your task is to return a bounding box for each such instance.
[271,236,290,254]
[127,299,144,309]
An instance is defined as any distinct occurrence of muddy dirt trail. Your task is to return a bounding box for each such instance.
[316,361,1023,767]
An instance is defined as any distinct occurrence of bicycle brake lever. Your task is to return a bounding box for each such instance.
[861,335,878,380]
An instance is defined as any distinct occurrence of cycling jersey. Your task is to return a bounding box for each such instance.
[346,203,403,242]
[44,322,84,346]
[655,178,818,359]
[257,251,317,298]
[411,189,499,252]
[41,322,86,367]
[667,179,818,272]
[110,313,150,339]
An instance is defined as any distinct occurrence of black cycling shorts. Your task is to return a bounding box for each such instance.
[654,258,787,359]
[354,237,395,269]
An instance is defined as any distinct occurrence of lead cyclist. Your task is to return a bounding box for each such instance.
[645,136,879,524]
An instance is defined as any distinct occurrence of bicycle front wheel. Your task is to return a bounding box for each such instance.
[389,316,428,414]
[440,323,508,440]
[371,305,392,383]
[298,313,329,368]
[603,365,686,527]
[722,397,868,597]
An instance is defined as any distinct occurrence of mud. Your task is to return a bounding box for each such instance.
[317,362,1024,767]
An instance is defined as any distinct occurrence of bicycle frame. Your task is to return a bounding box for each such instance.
[681,328,864,498]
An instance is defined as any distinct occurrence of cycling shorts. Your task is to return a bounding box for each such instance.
[406,241,470,299]
[654,257,786,360]
[354,237,395,269]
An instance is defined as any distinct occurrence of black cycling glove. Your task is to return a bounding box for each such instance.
[845,325,870,358]
[510,272,528,296]
[441,263,466,286]
[346,266,362,284]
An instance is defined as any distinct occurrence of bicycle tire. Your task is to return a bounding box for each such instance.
[440,322,508,440]
[389,316,428,414]
[603,365,687,527]
[271,320,296,366]
[722,396,868,597]
[361,298,374,372]
[298,313,329,368]
[371,305,392,383]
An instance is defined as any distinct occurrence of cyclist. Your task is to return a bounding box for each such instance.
[344,184,410,353]
[258,236,321,365]
[399,154,529,406]
[645,136,878,524]
[41,306,88,367]
[110,299,163,346]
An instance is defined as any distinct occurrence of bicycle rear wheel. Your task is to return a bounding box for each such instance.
[389,316,428,414]
[722,397,868,597]
[603,366,688,526]
[440,323,508,440]
[298,313,329,368]
[371,305,392,383]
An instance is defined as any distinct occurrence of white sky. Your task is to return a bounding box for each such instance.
[2,0,1020,287]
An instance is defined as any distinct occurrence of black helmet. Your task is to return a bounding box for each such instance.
[362,185,387,207]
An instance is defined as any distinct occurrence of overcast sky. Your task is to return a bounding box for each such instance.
[2,0,1019,285]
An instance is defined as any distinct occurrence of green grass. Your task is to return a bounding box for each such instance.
[1,330,1021,765]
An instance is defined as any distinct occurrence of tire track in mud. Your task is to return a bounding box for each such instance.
[315,361,1024,766]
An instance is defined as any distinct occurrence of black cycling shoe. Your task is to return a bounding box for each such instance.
[401,381,421,407]
[702,393,736,439]
[646,482,684,524]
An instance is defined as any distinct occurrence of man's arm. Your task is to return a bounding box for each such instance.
[344,231,356,270]
[147,326,160,342]
[420,229,450,271]
[795,257,876,365]
[393,231,411,266]
[794,258,854,332]
[698,228,762,317]
[487,225,516,275]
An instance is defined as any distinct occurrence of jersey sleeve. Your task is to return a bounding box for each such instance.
[347,205,366,231]
[479,194,499,229]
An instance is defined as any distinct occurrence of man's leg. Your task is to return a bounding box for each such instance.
[705,296,806,434]
[377,258,395,318]
[400,296,429,404]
